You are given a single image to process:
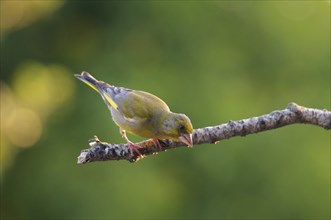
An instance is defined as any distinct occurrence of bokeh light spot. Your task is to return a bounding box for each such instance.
[12,62,75,119]
[0,0,64,39]
[5,108,42,148]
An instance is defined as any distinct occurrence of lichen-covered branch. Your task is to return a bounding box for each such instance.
[77,102,331,164]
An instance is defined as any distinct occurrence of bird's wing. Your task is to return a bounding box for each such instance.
[75,72,169,120]
[102,86,170,120]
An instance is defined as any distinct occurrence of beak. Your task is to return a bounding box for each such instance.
[179,133,193,148]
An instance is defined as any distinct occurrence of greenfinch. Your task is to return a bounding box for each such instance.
[75,71,193,156]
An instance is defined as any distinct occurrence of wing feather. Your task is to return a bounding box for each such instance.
[111,89,170,120]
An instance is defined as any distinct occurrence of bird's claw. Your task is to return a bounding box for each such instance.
[127,141,143,158]
[150,138,163,151]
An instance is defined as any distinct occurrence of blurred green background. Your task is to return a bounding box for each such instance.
[1,1,330,219]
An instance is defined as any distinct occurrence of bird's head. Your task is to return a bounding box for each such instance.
[161,112,194,147]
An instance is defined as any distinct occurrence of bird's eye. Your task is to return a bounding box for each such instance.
[179,124,186,132]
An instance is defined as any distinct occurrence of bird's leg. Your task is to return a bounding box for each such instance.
[120,129,143,157]
[150,138,163,151]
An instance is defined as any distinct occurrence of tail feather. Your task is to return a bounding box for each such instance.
[74,71,100,92]
[75,71,119,110]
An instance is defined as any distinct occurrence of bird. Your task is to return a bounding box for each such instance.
[75,71,193,156]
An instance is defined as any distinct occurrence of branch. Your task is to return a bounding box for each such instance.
[77,102,331,164]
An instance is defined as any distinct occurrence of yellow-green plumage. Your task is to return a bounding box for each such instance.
[75,71,193,152]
